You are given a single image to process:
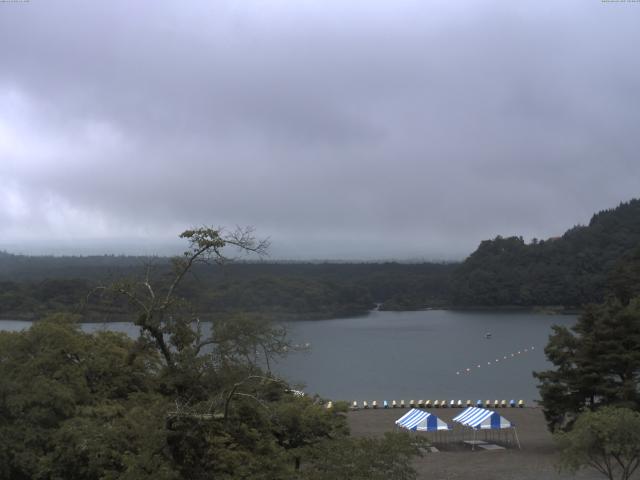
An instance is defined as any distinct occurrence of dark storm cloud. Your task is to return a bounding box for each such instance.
[0,0,638,259]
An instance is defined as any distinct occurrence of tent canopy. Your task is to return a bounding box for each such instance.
[395,408,451,432]
[452,407,514,430]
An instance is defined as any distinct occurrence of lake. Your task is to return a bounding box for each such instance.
[0,310,575,404]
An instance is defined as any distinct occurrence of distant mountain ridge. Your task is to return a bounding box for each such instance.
[450,198,640,307]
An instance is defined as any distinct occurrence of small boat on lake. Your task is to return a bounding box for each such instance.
[484,332,492,339]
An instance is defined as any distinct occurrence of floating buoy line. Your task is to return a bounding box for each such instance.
[455,346,536,376]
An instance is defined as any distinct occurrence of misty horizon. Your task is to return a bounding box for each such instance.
[1,1,639,260]
[0,196,620,262]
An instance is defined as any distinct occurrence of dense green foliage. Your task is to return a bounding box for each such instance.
[533,239,640,478]
[534,274,640,430]
[608,246,640,306]
[556,407,640,480]
[0,227,423,479]
[534,296,640,432]
[0,315,170,479]
[451,199,640,307]
[0,316,350,479]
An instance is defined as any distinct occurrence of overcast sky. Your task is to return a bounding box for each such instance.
[0,0,638,260]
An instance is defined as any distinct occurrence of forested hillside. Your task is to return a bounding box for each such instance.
[450,199,640,307]
[2,199,639,318]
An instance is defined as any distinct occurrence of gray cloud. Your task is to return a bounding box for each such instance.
[0,0,639,259]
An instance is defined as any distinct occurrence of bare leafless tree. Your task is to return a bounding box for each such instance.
[98,226,271,370]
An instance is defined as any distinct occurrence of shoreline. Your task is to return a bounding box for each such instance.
[0,304,582,324]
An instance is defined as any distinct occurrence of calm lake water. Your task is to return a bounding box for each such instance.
[0,310,575,403]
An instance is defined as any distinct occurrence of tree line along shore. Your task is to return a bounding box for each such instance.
[1,198,639,322]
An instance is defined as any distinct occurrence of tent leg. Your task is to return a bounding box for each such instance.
[513,428,521,450]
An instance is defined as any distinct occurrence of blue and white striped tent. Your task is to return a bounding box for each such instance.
[452,407,513,430]
[395,408,451,432]
[452,407,521,449]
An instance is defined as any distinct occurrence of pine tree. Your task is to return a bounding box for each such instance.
[534,297,640,431]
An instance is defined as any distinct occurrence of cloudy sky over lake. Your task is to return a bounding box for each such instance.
[1,0,638,260]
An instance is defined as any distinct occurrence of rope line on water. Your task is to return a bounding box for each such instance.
[455,346,536,376]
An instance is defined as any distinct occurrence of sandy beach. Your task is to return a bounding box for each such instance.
[348,407,606,480]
